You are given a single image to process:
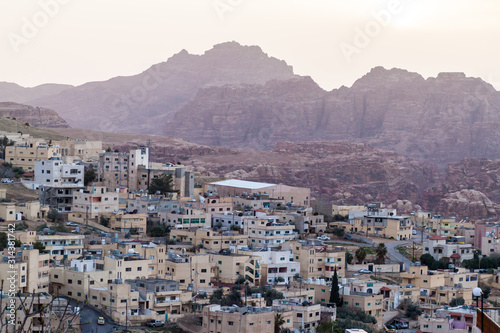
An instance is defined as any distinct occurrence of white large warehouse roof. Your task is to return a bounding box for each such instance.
[210,179,276,190]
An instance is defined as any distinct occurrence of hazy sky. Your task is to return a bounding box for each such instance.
[1,0,499,90]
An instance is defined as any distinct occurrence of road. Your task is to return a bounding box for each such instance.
[70,300,117,333]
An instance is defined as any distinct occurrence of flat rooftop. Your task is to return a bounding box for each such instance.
[210,179,276,190]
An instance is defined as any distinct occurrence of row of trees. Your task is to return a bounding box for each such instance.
[353,243,387,264]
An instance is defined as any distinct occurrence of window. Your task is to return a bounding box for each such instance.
[266,321,271,325]
[228,321,234,326]
[437,325,442,329]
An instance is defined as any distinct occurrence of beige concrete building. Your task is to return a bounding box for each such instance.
[161,208,211,229]
[343,292,384,318]
[165,253,214,290]
[202,304,293,333]
[106,211,147,236]
[0,248,50,293]
[170,228,248,251]
[285,208,327,234]
[272,299,322,332]
[213,253,262,286]
[37,234,85,260]
[189,195,233,215]
[282,240,346,280]
[247,219,295,248]
[55,138,102,162]
[5,140,60,171]
[208,179,311,207]
[70,185,119,222]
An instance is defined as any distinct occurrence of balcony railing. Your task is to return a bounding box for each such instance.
[477,309,500,333]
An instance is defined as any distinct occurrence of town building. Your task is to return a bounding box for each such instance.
[208,179,310,207]
[282,240,346,280]
[70,185,119,222]
[423,235,474,265]
[5,140,60,171]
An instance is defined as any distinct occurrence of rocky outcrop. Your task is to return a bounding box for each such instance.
[421,158,500,218]
[165,66,500,167]
[0,102,69,128]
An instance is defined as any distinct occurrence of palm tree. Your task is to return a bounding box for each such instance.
[274,313,285,333]
[375,243,388,264]
[355,247,367,264]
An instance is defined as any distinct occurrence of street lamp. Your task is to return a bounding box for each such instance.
[473,287,483,332]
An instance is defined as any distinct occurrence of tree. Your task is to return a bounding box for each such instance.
[274,313,285,333]
[329,269,341,307]
[149,173,175,195]
[0,232,21,249]
[33,241,46,253]
[100,216,110,227]
[375,243,387,264]
[420,253,435,267]
[84,166,96,186]
[405,303,423,320]
[48,209,63,222]
[355,247,367,264]
[345,251,354,264]
[450,297,465,307]
[209,288,224,305]
[332,227,345,238]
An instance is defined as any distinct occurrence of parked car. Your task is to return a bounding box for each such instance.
[412,230,417,235]
[316,235,330,240]
[1,178,13,183]
[97,317,105,325]
[358,269,372,274]
[146,319,165,327]
[344,234,352,240]
[66,222,77,226]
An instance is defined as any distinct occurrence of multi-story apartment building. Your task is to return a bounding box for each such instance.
[342,292,384,318]
[247,218,295,249]
[285,208,327,234]
[125,278,191,321]
[170,228,248,251]
[474,222,500,254]
[106,211,147,236]
[189,195,233,215]
[34,159,84,187]
[0,247,50,293]
[272,299,322,332]
[165,253,214,290]
[55,138,102,162]
[70,185,119,222]
[283,240,346,280]
[244,249,300,285]
[423,235,474,264]
[202,304,292,333]
[37,234,85,260]
[5,140,60,171]
[98,147,194,197]
[213,253,262,286]
[136,162,194,198]
[161,207,211,229]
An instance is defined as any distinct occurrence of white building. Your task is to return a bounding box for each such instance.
[249,249,300,285]
[34,158,84,188]
[424,235,474,265]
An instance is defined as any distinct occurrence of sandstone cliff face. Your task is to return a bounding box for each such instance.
[26,42,296,134]
[165,66,500,168]
[421,158,500,218]
[0,102,69,128]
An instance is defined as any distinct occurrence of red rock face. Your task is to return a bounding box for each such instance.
[0,102,69,128]
[165,66,500,168]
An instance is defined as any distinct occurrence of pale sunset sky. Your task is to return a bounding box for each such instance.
[1,0,499,90]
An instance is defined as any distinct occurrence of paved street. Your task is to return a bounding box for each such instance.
[70,300,117,333]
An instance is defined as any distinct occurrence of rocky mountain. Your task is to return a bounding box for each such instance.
[0,102,70,128]
[24,42,296,134]
[0,82,73,103]
[422,158,500,218]
[165,66,500,167]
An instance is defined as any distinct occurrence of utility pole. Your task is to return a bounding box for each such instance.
[125,300,128,331]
